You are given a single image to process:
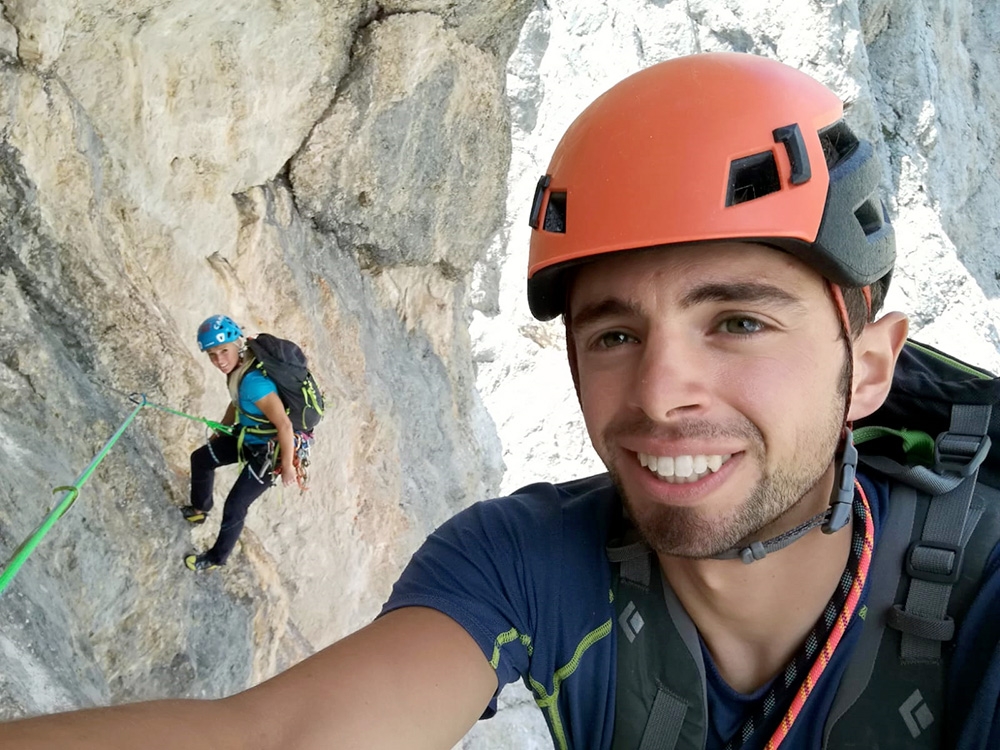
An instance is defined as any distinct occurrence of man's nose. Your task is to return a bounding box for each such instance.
[628,332,711,420]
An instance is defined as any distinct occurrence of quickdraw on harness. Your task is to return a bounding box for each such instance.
[259,429,314,491]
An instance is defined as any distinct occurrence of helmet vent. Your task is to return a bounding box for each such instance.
[818,121,859,168]
[543,191,567,233]
[854,197,884,237]
[726,151,780,206]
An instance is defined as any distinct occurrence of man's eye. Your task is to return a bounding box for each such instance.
[720,317,765,336]
[597,331,633,348]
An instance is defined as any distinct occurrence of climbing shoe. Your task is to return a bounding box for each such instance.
[180,505,207,525]
[184,553,220,572]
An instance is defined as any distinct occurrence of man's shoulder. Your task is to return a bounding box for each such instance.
[504,472,618,508]
[441,473,620,566]
[479,473,619,533]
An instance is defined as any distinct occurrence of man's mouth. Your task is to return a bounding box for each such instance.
[636,452,734,484]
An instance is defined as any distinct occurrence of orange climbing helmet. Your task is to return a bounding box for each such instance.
[526,52,895,320]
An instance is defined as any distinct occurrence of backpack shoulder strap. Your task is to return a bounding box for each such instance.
[823,481,918,745]
[824,403,996,747]
[824,478,1000,747]
[887,403,992,662]
[608,534,708,750]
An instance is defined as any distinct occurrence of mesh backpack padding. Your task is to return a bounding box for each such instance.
[247,334,324,432]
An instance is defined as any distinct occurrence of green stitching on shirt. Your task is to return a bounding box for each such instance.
[490,627,533,669]
[528,619,614,750]
[489,619,613,750]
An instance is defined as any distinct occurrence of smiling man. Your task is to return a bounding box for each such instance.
[569,245,854,558]
[380,52,1000,749]
[5,52,1000,750]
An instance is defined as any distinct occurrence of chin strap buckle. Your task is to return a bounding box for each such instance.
[824,427,858,534]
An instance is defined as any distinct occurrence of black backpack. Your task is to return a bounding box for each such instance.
[243,333,324,434]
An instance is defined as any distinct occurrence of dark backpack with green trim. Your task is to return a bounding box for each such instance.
[854,339,999,488]
[244,333,324,434]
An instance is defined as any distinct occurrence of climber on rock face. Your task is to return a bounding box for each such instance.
[181,314,296,572]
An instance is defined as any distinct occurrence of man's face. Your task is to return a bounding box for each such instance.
[568,242,847,558]
[206,342,241,375]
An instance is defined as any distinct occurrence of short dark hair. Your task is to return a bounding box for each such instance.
[842,273,891,338]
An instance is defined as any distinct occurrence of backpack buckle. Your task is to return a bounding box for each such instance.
[905,540,964,584]
[933,432,991,477]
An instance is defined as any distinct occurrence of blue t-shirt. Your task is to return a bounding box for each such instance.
[381,472,1000,749]
[237,370,277,445]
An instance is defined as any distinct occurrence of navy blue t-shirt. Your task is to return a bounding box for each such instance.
[381,472,1000,749]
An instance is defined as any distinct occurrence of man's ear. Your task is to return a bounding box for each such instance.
[847,311,909,421]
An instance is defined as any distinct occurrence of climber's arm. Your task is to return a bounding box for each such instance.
[253,391,296,487]
[230,606,497,749]
[0,607,497,750]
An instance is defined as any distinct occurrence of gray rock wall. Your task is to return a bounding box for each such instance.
[1,0,997,748]
[0,0,520,723]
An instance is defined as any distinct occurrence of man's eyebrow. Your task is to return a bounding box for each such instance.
[568,298,642,331]
[569,282,807,329]
[679,281,807,311]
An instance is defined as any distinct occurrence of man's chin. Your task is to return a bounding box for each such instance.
[616,479,776,559]
[620,496,726,558]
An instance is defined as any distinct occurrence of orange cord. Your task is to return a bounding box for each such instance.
[763,480,874,748]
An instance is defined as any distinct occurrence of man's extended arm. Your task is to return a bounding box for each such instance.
[0,607,498,750]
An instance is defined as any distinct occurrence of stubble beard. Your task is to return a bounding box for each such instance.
[602,403,844,559]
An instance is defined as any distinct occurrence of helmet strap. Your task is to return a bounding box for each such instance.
[711,427,859,563]
[823,281,868,535]
[713,507,833,563]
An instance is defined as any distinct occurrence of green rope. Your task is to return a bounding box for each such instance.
[140,397,233,436]
[0,393,231,597]
[0,396,148,596]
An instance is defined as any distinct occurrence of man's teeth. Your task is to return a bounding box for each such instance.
[637,452,732,483]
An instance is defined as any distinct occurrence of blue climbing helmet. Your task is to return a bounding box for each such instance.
[197,315,243,352]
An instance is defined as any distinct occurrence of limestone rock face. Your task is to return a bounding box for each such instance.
[290,12,509,276]
[0,0,518,722]
[0,1,998,749]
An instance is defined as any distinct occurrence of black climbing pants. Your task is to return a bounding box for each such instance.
[190,433,274,565]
